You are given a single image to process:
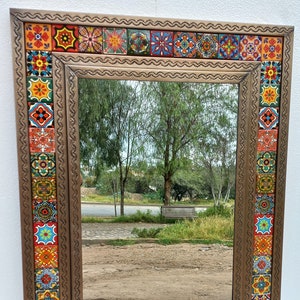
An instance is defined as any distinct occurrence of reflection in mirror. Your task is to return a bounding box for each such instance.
[78,79,238,299]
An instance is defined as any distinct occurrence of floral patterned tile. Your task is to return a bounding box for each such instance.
[28,102,54,128]
[239,35,261,61]
[35,268,59,290]
[127,29,150,55]
[150,31,173,57]
[32,177,56,202]
[103,28,127,54]
[257,151,276,174]
[254,214,274,235]
[34,245,58,269]
[29,128,55,153]
[36,289,60,300]
[262,36,283,61]
[31,152,55,177]
[252,275,271,296]
[253,255,272,274]
[34,222,58,246]
[174,32,197,58]
[256,174,276,194]
[253,235,273,256]
[261,61,281,85]
[251,293,271,300]
[27,77,53,103]
[78,26,103,53]
[25,23,52,51]
[52,24,79,52]
[26,51,52,77]
[258,107,279,130]
[255,194,275,214]
[257,129,278,152]
[33,200,57,223]
[196,33,218,59]
[260,84,280,107]
[218,34,240,60]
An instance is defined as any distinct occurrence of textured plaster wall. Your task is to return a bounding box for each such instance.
[0,1,299,299]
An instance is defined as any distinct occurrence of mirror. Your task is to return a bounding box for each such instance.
[11,8,293,299]
[79,79,238,299]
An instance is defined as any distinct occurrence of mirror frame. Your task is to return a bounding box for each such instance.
[10,8,293,299]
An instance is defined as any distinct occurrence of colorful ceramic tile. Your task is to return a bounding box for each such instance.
[34,222,58,245]
[261,61,281,85]
[127,29,150,55]
[102,28,127,54]
[258,107,279,130]
[33,201,57,223]
[257,129,278,152]
[251,294,271,300]
[256,174,275,194]
[253,255,272,274]
[31,152,56,177]
[262,36,283,61]
[35,268,59,290]
[150,31,173,57]
[28,102,54,128]
[254,235,273,256]
[52,24,79,52]
[25,23,52,51]
[29,128,55,153]
[254,214,274,235]
[27,77,53,103]
[239,35,261,61]
[218,34,240,60]
[255,194,275,214]
[36,289,59,300]
[78,26,103,53]
[173,32,197,58]
[252,275,271,295]
[27,51,52,77]
[35,245,58,268]
[260,84,280,107]
[196,33,218,58]
[257,151,276,174]
[32,177,56,202]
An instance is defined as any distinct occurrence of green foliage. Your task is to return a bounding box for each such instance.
[111,210,165,223]
[157,215,234,242]
[131,227,163,238]
[199,204,233,218]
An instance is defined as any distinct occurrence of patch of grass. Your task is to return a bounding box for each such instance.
[105,239,137,246]
[131,227,163,238]
[199,204,233,218]
[157,215,234,242]
[111,210,165,223]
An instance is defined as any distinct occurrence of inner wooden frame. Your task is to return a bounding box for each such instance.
[10,9,293,300]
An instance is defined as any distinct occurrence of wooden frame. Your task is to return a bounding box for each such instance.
[10,8,293,299]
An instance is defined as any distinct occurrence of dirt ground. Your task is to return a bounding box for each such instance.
[82,242,233,300]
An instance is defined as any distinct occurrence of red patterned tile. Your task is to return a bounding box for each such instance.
[254,214,274,235]
[33,222,58,245]
[52,24,79,52]
[29,128,55,153]
[174,32,197,58]
[257,129,278,152]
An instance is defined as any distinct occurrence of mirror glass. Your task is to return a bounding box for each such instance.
[78,79,238,299]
